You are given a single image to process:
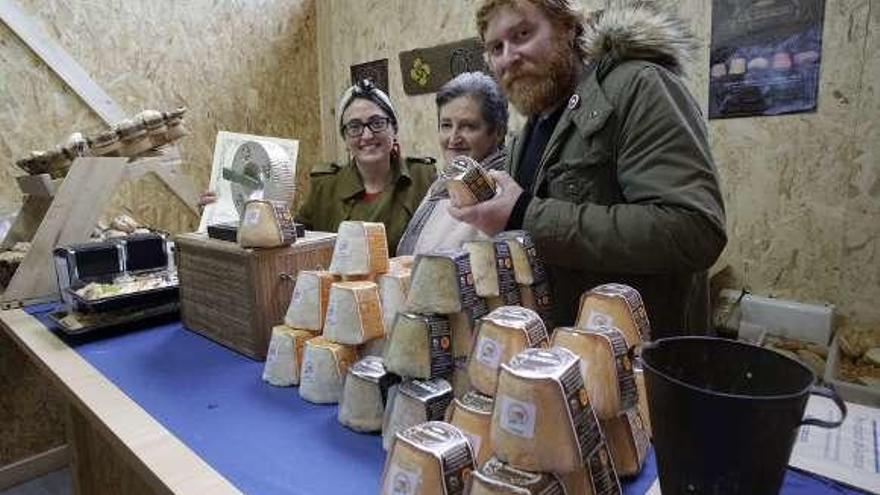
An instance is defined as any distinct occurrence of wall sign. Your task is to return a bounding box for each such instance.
[709,0,826,119]
[350,59,389,94]
[399,38,490,95]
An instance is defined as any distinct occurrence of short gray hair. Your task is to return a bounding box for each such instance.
[435,72,508,136]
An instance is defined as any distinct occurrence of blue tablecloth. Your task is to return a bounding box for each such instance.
[26,304,868,495]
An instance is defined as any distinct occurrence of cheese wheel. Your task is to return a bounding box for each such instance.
[491,347,603,474]
[338,356,400,433]
[284,270,337,331]
[551,327,637,419]
[262,325,314,386]
[329,221,389,276]
[298,336,358,404]
[448,391,494,466]
[382,378,453,451]
[470,457,566,495]
[633,368,651,438]
[384,313,453,379]
[600,409,649,477]
[381,422,475,495]
[559,443,622,495]
[406,249,488,317]
[495,230,547,286]
[468,306,548,396]
[323,281,384,345]
[576,284,650,347]
[378,268,411,335]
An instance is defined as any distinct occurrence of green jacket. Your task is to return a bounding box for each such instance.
[511,8,726,337]
[297,156,437,256]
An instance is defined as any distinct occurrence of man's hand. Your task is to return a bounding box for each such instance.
[448,171,523,236]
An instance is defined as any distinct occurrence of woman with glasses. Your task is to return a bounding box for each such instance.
[297,80,437,255]
[396,71,509,255]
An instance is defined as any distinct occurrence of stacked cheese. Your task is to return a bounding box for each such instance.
[490,347,622,494]
[385,249,489,397]
[495,231,554,329]
[462,239,521,311]
[549,282,654,477]
[382,378,454,451]
[338,355,400,432]
[380,421,475,495]
[262,270,337,387]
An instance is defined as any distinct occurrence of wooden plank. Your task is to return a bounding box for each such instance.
[125,148,200,216]
[0,195,52,250]
[0,309,243,495]
[1,157,129,306]
[0,446,69,491]
[0,0,126,125]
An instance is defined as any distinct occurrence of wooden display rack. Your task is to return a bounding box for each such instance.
[0,146,199,309]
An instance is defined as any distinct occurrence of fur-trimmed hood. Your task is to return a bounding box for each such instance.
[582,2,698,76]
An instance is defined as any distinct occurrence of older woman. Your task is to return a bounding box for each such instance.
[396,72,509,255]
[297,80,437,255]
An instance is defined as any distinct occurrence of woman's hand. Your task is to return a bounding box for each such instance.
[447,171,523,236]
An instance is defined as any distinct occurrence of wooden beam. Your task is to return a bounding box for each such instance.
[0,445,70,491]
[0,0,126,125]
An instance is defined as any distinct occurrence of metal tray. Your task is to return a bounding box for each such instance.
[48,301,180,336]
[67,281,179,313]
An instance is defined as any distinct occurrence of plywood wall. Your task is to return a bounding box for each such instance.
[316,0,880,327]
[0,0,320,233]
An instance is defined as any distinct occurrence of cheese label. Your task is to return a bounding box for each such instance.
[529,281,555,330]
[400,378,453,421]
[556,354,603,463]
[476,458,566,495]
[485,306,549,348]
[244,207,260,226]
[383,463,421,495]
[497,230,548,284]
[447,250,489,322]
[587,444,622,495]
[475,335,503,370]
[493,240,521,306]
[301,356,315,383]
[351,356,400,406]
[585,309,614,330]
[589,283,651,341]
[426,314,454,379]
[397,422,474,495]
[272,201,297,244]
[594,328,638,411]
[499,395,537,439]
[463,432,482,462]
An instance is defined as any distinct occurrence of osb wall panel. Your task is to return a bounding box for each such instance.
[0,331,65,464]
[317,1,880,326]
[0,0,320,233]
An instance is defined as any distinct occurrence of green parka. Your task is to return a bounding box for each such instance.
[511,6,727,337]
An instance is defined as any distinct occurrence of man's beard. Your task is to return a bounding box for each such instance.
[500,42,578,117]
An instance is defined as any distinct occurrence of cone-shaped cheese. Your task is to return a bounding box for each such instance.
[495,231,547,286]
[447,391,494,466]
[338,356,400,433]
[361,337,386,357]
[284,270,336,331]
[262,325,314,386]
[491,347,603,474]
[384,313,453,379]
[381,421,475,495]
[470,457,565,495]
[600,409,649,477]
[560,442,622,495]
[382,378,453,451]
[323,281,384,344]
[551,327,637,420]
[237,200,296,248]
[378,268,411,335]
[445,156,496,207]
[468,306,548,396]
[576,283,650,347]
[519,282,554,329]
[389,255,415,271]
[463,240,500,298]
[634,367,651,437]
[299,336,358,404]
[450,311,476,397]
[329,221,389,276]
[406,250,482,314]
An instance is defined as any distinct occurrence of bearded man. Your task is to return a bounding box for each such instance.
[450,1,727,338]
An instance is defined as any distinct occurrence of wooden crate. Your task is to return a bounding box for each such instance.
[175,232,335,360]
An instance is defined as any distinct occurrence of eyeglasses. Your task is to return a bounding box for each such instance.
[342,117,392,138]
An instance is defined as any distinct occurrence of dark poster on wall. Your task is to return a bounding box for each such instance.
[708,0,826,119]
[351,59,389,94]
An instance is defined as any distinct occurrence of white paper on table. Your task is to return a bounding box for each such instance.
[197,131,299,232]
[789,396,880,493]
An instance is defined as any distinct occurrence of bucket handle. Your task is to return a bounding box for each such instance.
[799,384,847,428]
